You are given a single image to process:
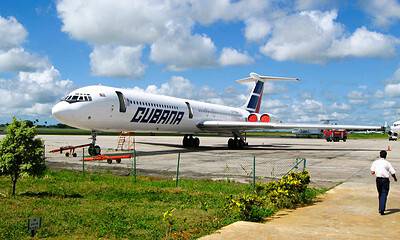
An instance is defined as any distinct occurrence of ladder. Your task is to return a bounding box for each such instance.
[116,132,135,151]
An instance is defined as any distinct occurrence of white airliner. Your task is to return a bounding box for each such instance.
[52,73,383,155]
[388,120,400,141]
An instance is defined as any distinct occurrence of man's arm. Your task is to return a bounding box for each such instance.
[371,161,376,175]
[388,162,397,181]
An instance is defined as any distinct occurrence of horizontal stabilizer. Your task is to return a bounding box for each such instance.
[236,72,299,83]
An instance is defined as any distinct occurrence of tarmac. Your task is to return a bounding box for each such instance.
[38,135,400,239]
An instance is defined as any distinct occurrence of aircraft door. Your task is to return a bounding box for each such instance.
[115,91,127,113]
[185,101,193,119]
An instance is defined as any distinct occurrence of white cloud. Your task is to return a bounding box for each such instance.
[302,99,324,111]
[347,90,369,104]
[57,0,184,46]
[150,28,216,71]
[0,16,27,50]
[90,45,145,79]
[295,0,336,10]
[385,83,400,97]
[189,0,270,24]
[261,10,398,63]
[0,48,49,72]
[374,90,385,98]
[218,48,253,66]
[328,27,398,58]
[0,17,49,73]
[371,100,396,109]
[244,18,271,42]
[331,102,351,111]
[0,67,73,115]
[146,76,195,99]
[361,0,400,27]
[0,15,73,117]
[384,67,400,97]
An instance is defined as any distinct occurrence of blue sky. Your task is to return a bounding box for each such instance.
[1,0,400,125]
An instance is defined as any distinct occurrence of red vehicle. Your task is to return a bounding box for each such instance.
[323,129,347,142]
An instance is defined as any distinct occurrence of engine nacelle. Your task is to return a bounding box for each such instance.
[260,114,271,123]
[247,113,259,122]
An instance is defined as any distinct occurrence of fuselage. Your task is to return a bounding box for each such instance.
[52,85,249,133]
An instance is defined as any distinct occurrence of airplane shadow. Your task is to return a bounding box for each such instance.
[20,191,83,199]
[135,141,380,157]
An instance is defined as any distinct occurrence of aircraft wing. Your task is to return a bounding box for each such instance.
[197,121,384,132]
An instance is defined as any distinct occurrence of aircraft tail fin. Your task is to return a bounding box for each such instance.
[237,72,299,113]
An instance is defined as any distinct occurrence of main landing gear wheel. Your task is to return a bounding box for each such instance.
[228,138,246,149]
[182,135,200,148]
[88,145,101,156]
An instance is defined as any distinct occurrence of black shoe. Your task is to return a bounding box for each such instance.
[380,211,385,215]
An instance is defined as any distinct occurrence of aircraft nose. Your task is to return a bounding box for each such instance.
[52,101,73,123]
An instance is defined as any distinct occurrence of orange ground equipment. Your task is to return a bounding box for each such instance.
[49,143,93,157]
[83,152,134,164]
[323,129,347,142]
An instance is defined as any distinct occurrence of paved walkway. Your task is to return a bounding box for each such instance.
[201,181,400,239]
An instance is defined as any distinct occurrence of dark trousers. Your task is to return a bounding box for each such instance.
[376,177,390,213]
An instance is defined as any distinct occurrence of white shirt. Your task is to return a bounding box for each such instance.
[371,158,396,178]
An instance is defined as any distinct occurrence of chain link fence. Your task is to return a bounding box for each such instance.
[45,147,307,186]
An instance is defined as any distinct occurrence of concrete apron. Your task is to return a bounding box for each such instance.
[201,181,400,240]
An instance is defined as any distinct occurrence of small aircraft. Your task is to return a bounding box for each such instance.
[52,72,383,155]
[388,120,400,141]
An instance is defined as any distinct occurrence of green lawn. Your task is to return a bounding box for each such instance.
[0,170,250,239]
[347,132,387,139]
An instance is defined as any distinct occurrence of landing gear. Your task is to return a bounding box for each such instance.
[227,134,248,149]
[182,135,200,148]
[88,130,101,156]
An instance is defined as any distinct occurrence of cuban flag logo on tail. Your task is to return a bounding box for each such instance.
[245,81,264,113]
[236,72,299,114]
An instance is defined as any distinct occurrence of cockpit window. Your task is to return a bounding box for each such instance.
[62,93,93,103]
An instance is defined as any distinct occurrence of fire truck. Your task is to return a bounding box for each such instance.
[323,129,347,142]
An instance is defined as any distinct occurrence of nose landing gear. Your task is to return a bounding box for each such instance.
[182,134,200,148]
[88,130,101,156]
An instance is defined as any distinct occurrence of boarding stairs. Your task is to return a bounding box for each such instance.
[116,132,136,151]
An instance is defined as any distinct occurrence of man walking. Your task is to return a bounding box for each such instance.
[371,150,397,215]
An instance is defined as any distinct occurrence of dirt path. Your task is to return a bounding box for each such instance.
[201,181,400,240]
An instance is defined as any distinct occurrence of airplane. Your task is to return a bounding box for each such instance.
[291,119,338,138]
[52,72,384,156]
[388,120,400,141]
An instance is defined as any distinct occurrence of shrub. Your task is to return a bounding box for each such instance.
[0,117,46,196]
[226,193,274,222]
[226,171,314,221]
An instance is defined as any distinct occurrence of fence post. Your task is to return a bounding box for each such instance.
[132,150,137,183]
[303,158,307,171]
[82,148,85,174]
[176,152,181,187]
[252,155,256,187]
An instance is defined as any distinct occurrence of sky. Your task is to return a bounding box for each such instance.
[0,0,400,125]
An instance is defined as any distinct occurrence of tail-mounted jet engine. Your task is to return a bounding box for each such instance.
[247,113,271,122]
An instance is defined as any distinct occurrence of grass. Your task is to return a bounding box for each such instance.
[347,132,388,139]
[0,170,325,239]
[0,170,251,239]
